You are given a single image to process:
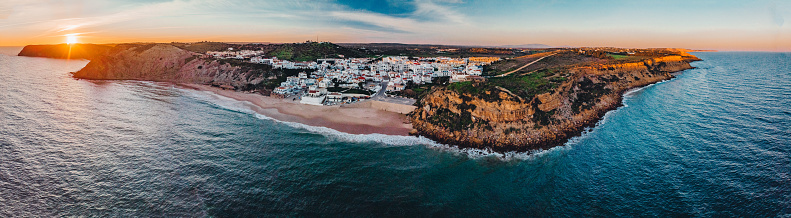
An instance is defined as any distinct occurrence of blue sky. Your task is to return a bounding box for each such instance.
[0,0,789,50]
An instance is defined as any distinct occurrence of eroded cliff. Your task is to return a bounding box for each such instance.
[411,52,701,152]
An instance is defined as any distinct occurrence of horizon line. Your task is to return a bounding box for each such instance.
[4,41,791,52]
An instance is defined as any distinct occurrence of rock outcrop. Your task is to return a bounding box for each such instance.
[410,53,701,152]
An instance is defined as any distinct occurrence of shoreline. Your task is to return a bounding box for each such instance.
[178,84,413,136]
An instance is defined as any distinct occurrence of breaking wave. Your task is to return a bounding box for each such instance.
[179,87,557,161]
[564,78,671,146]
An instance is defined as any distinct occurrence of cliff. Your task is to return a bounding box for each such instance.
[410,52,701,152]
[73,44,259,86]
[17,44,114,60]
[19,43,282,92]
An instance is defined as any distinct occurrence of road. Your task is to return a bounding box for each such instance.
[370,81,416,106]
[495,53,555,77]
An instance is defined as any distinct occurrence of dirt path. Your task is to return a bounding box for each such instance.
[495,53,555,77]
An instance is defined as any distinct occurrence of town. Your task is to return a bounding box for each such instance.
[207,48,500,106]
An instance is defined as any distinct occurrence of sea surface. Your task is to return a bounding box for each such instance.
[1,48,789,216]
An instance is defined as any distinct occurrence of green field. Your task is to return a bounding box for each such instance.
[608,54,629,60]
[447,70,563,101]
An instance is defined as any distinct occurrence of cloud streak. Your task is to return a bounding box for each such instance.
[0,0,788,51]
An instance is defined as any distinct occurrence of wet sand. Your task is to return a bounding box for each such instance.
[179,84,413,136]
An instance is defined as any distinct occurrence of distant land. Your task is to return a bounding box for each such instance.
[17,42,700,152]
[498,44,557,49]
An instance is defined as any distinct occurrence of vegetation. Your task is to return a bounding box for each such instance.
[326,87,373,95]
[172,42,239,53]
[570,77,611,113]
[267,42,364,62]
[260,68,315,90]
[503,127,521,135]
[343,89,373,95]
[447,70,562,101]
[491,70,557,99]
[327,87,346,92]
[608,54,628,60]
[173,41,365,62]
[531,98,557,126]
[339,43,530,58]
[131,43,158,53]
[428,108,474,131]
[483,59,520,76]
[184,55,199,63]
[393,77,451,101]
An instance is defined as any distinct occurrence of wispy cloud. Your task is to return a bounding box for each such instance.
[0,0,787,50]
[326,0,468,35]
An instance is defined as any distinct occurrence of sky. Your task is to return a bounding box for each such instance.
[0,0,789,51]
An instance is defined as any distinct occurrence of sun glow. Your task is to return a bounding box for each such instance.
[66,34,78,44]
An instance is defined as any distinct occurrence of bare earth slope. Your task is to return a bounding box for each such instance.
[71,44,272,89]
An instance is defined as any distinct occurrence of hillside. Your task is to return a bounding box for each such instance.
[173,41,364,62]
[266,42,363,61]
[70,43,277,91]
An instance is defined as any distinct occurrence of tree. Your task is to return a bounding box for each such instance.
[403,89,417,97]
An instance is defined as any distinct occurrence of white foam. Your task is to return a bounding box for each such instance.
[623,79,667,100]
[177,87,561,161]
[565,79,671,146]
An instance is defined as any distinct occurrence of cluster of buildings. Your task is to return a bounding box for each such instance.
[250,57,316,69]
[209,49,500,106]
[206,48,266,60]
[206,48,318,69]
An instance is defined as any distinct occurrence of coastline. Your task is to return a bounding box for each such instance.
[178,84,413,136]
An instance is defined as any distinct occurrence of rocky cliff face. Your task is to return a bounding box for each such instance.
[411,54,701,152]
[71,44,273,89]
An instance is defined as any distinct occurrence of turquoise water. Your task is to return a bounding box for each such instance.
[1,51,789,216]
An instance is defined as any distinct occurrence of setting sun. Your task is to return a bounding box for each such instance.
[65,34,78,44]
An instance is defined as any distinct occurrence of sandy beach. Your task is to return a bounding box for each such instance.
[179,84,413,136]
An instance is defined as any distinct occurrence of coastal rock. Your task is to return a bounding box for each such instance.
[410,53,701,152]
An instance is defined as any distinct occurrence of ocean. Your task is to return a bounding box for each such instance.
[1,48,789,216]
